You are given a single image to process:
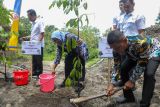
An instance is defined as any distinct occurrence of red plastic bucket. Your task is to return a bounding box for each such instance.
[39,73,56,93]
[13,69,29,86]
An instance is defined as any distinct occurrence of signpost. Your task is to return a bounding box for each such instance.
[98,37,113,101]
[21,41,41,55]
[21,41,42,79]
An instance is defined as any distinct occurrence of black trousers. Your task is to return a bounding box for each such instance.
[64,53,86,82]
[32,47,43,76]
[120,56,137,100]
[113,50,126,82]
[140,59,160,107]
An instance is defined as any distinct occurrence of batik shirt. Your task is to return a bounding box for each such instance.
[147,36,160,60]
[111,40,150,84]
[112,12,146,83]
[54,33,88,64]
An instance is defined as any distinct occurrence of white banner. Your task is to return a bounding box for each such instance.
[98,37,113,58]
[21,41,41,55]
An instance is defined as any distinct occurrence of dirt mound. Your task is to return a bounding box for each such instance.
[23,88,76,107]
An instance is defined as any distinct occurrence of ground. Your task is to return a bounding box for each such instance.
[0,59,160,107]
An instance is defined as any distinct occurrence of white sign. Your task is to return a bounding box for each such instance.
[98,37,113,58]
[21,41,41,55]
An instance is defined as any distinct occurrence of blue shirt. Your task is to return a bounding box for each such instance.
[118,12,145,39]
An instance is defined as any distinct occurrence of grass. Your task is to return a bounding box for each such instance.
[44,53,101,68]
[43,53,55,61]
[86,58,101,68]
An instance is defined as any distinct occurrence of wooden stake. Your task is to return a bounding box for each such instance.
[107,58,112,101]
[30,57,32,80]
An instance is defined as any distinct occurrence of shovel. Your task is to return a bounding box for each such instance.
[70,87,123,103]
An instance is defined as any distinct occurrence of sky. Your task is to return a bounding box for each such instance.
[3,0,160,33]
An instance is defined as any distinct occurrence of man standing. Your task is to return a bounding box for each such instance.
[112,0,125,30]
[118,0,145,39]
[27,9,45,77]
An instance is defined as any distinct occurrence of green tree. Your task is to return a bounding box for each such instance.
[155,13,160,25]
[103,28,112,37]
[0,0,11,51]
[43,25,59,60]
[19,16,31,37]
[49,0,89,35]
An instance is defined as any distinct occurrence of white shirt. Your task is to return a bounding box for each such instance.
[30,18,45,47]
[113,12,124,29]
[118,12,145,37]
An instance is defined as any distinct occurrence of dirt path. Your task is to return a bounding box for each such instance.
[0,59,160,107]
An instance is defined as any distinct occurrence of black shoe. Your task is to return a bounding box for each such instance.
[140,101,150,107]
[32,72,38,76]
[75,82,85,93]
[115,96,135,104]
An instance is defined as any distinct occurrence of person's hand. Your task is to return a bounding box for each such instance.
[52,70,56,75]
[106,83,115,96]
[20,37,26,41]
[50,63,56,75]
[77,38,83,46]
[124,80,135,90]
[20,36,30,41]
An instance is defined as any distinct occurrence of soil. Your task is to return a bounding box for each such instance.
[0,59,160,107]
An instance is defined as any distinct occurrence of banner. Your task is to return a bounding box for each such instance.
[8,0,22,51]
[21,41,41,55]
[98,37,113,58]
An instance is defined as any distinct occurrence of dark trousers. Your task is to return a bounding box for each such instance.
[64,53,86,81]
[140,59,160,107]
[32,47,43,76]
[113,50,126,81]
[120,57,137,101]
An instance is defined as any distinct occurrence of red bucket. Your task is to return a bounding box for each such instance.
[13,69,29,86]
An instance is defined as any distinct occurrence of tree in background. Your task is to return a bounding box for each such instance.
[155,12,160,25]
[103,28,112,37]
[68,26,99,60]
[0,0,11,51]
[44,25,58,60]
[19,16,31,38]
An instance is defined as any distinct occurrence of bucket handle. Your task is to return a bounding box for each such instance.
[38,75,56,85]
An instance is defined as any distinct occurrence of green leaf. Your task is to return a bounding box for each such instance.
[83,2,87,10]
[49,1,56,9]
[73,0,80,7]
[70,68,76,77]
[66,18,77,27]
[64,7,71,14]
[62,0,68,10]
[66,38,72,53]
[74,7,79,16]
[73,57,77,63]
[85,15,89,25]
[71,38,77,49]
[57,1,62,8]
[65,78,71,87]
